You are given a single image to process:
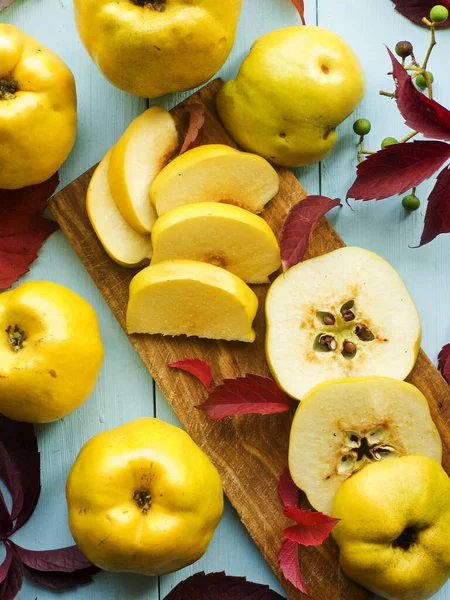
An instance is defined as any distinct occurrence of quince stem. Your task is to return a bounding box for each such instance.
[131,0,165,10]
[0,78,18,100]
[6,325,27,352]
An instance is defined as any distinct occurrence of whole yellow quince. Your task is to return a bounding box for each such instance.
[332,456,450,600]
[0,25,77,189]
[217,26,365,167]
[73,0,242,98]
[66,418,224,574]
[0,281,104,423]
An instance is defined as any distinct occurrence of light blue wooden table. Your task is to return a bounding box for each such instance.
[1,1,450,598]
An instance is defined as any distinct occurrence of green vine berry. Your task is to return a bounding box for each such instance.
[353,119,371,136]
[402,195,420,211]
[395,41,413,58]
[381,137,398,149]
[430,5,449,22]
[415,72,434,89]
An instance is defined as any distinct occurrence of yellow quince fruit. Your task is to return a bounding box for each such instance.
[332,456,450,600]
[126,260,258,342]
[66,417,224,574]
[0,281,104,423]
[217,26,365,167]
[151,202,281,283]
[0,25,77,189]
[73,0,242,98]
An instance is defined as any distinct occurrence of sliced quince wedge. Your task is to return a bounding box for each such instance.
[126,260,258,342]
[109,107,179,234]
[289,377,442,514]
[151,202,281,283]
[87,149,152,268]
[266,246,421,400]
[149,144,279,216]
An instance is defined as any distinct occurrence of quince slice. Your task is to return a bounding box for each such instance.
[151,202,281,283]
[289,377,442,514]
[149,144,279,216]
[109,107,179,234]
[126,260,258,342]
[266,247,421,400]
[87,149,152,268]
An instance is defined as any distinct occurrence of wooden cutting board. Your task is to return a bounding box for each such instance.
[50,79,450,600]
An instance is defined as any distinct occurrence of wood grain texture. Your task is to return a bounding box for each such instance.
[50,78,450,599]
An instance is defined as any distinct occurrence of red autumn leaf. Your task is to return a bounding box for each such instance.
[179,104,205,155]
[165,571,285,599]
[283,507,340,546]
[0,490,13,538]
[196,374,295,420]
[278,539,308,595]
[0,174,59,289]
[0,544,24,600]
[291,0,306,25]
[388,48,450,141]
[23,564,100,591]
[347,141,450,201]
[169,358,213,390]
[10,543,92,573]
[280,196,341,269]
[278,468,299,509]
[393,0,450,27]
[418,164,450,246]
[0,0,16,11]
[438,343,450,384]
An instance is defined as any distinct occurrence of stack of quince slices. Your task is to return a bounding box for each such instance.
[87,106,280,342]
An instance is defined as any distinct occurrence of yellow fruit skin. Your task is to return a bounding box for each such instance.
[0,282,104,423]
[332,456,450,600]
[0,24,77,189]
[217,26,365,167]
[66,417,224,575]
[73,0,242,98]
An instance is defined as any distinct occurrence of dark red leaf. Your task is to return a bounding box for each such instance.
[278,468,299,509]
[0,416,40,531]
[347,141,450,201]
[0,440,23,525]
[291,0,306,24]
[11,543,93,573]
[283,507,340,546]
[0,541,13,583]
[196,374,295,420]
[0,173,59,215]
[418,164,450,246]
[165,571,285,599]
[388,48,450,141]
[0,544,24,600]
[393,0,450,27]
[0,0,16,11]
[24,564,100,591]
[169,358,213,390]
[179,104,205,155]
[0,175,59,289]
[0,491,13,538]
[280,196,341,269]
[438,343,450,384]
[278,539,308,595]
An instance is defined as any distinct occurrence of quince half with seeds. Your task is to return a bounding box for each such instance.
[289,377,441,514]
[126,260,258,342]
[266,246,421,400]
[151,202,281,283]
[87,149,152,268]
[109,107,178,234]
[150,144,279,216]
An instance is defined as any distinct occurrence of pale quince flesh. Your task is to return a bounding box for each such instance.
[332,456,450,600]
[87,149,152,268]
[150,144,279,216]
[126,260,258,342]
[266,247,421,400]
[151,202,281,283]
[109,107,178,234]
[217,26,365,167]
[289,377,441,514]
